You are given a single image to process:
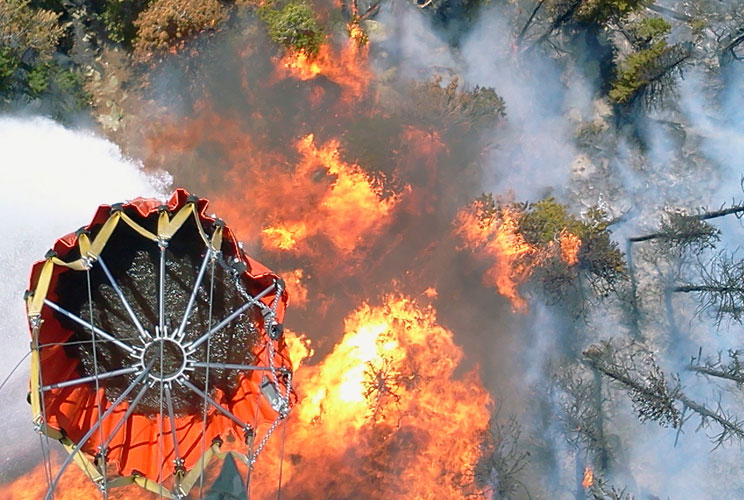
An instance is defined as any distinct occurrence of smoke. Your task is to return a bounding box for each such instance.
[0,116,170,479]
[3,0,744,497]
[461,8,593,202]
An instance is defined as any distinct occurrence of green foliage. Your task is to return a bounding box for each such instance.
[258,1,325,55]
[0,0,88,112]
[574,0,648,25]
[0,56,88,114]
[634,17,671,44]
[26,62,51,96]
[27,60,88,106]
[519,197,587,246]
[95,0,154,45]
[608,40,668,104]
[0,47,19,91]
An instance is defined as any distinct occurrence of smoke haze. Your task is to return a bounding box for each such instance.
[2,0,744,498]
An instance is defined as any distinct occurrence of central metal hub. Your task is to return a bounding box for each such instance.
[140,337,187,382]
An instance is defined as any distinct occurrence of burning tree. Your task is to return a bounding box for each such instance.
[456,194,626,312]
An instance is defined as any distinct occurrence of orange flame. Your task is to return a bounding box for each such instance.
[280,49,322,80]
[279,268,309,308]
[560,230,581,266]
[455,202,534,312]
[582,466,594,489]
[276,34,370,100]
[348,22,367,47]
[455,201,583,312]
[250,294,492,498]
[259,133,402,256]
[0,454,149,499]
[6,296,490,498]
[144,114,405,263]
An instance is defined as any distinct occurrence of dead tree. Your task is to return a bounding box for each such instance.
[628,209,721,253]
[551,363,613,500]
[473,415,531,500]
[689,348,744,387]
[588,475,635,500]
[674,252,744,325]
[341,0,385,24]
[625,207,726,337]
[584,340,744,448]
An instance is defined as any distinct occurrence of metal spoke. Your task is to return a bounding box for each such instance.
[178,377,249,429]
[164,384,183,469]
[174,249,212,340]
[186,283,276,353]
[42,366,138,391]
[87,268,108,500]
[44,361,155,500]
[99,378,152,454]
[198,255,216,499]
[231,273,278,318]
[43,299,136,355]
[98,256,150,342]
[190,362,270,372]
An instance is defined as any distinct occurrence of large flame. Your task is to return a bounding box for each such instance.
[145,116,404,262]
[0,457,148,499]
[259,133,403,256]
[2,296,490,499]
[250,294,492,498]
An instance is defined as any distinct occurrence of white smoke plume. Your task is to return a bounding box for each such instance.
[0,116,170,478]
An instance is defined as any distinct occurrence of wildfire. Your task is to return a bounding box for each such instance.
[0,456,148,499]
[279,268,309,308]
[582,466,594,489]
[250,294,492,498]
[560,230,581,266]
[455,199,582,312]
[262,222,308,251]
[455,201,535,312]
[280,49,322,79]
[260,133,402,256]
[276,33,370,100]
[144,112,404,263]
[348,22,367,47]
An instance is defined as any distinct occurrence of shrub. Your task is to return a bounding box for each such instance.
[95,0,154,45]
[258,1,325,56]
[0,0,64,60]
[133,0,228,57]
